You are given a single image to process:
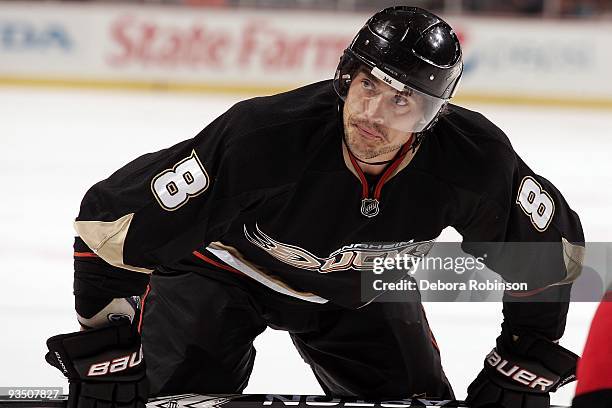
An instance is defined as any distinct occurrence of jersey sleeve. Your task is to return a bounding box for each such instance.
[73,104,250,299]
[457,151,585,340]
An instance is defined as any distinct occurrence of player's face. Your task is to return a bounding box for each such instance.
[342,70,421,160]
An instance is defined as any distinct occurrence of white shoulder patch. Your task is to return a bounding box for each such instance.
[74,213,153,274]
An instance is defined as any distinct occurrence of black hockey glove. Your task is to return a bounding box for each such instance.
[45,319,148,408]
[466,324,578,408]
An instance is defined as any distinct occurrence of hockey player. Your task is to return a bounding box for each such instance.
[45,6,584,408]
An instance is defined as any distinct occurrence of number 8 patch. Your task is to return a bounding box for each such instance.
[151,150,209,211]
[516,176,555,232]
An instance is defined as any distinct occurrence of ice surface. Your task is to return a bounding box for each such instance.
[1,86,609,406]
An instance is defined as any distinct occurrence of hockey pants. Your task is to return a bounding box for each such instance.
[140,269,454,400]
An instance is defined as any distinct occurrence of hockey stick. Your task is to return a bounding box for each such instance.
[0,393,571,408]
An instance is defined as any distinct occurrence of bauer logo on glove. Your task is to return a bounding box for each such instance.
[485,348,558,392]
[86,347,143,377]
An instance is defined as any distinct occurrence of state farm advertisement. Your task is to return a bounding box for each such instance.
[95,4,363,92]
[104,13,355,86]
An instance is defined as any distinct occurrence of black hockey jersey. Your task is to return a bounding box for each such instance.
[73,81,584,339]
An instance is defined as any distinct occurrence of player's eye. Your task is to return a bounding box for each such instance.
[393,94,409,106]
[361,78,374,90]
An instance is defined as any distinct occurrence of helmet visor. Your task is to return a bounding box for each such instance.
[335,65,447,134]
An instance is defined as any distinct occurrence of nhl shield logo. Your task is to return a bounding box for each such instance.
[361,198,380,218]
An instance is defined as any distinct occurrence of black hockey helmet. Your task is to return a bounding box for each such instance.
[334,6,463,134]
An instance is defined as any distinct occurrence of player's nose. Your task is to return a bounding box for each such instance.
[362,95,385,124]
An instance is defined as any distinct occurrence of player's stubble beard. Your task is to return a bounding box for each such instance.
[343,110,406,161]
